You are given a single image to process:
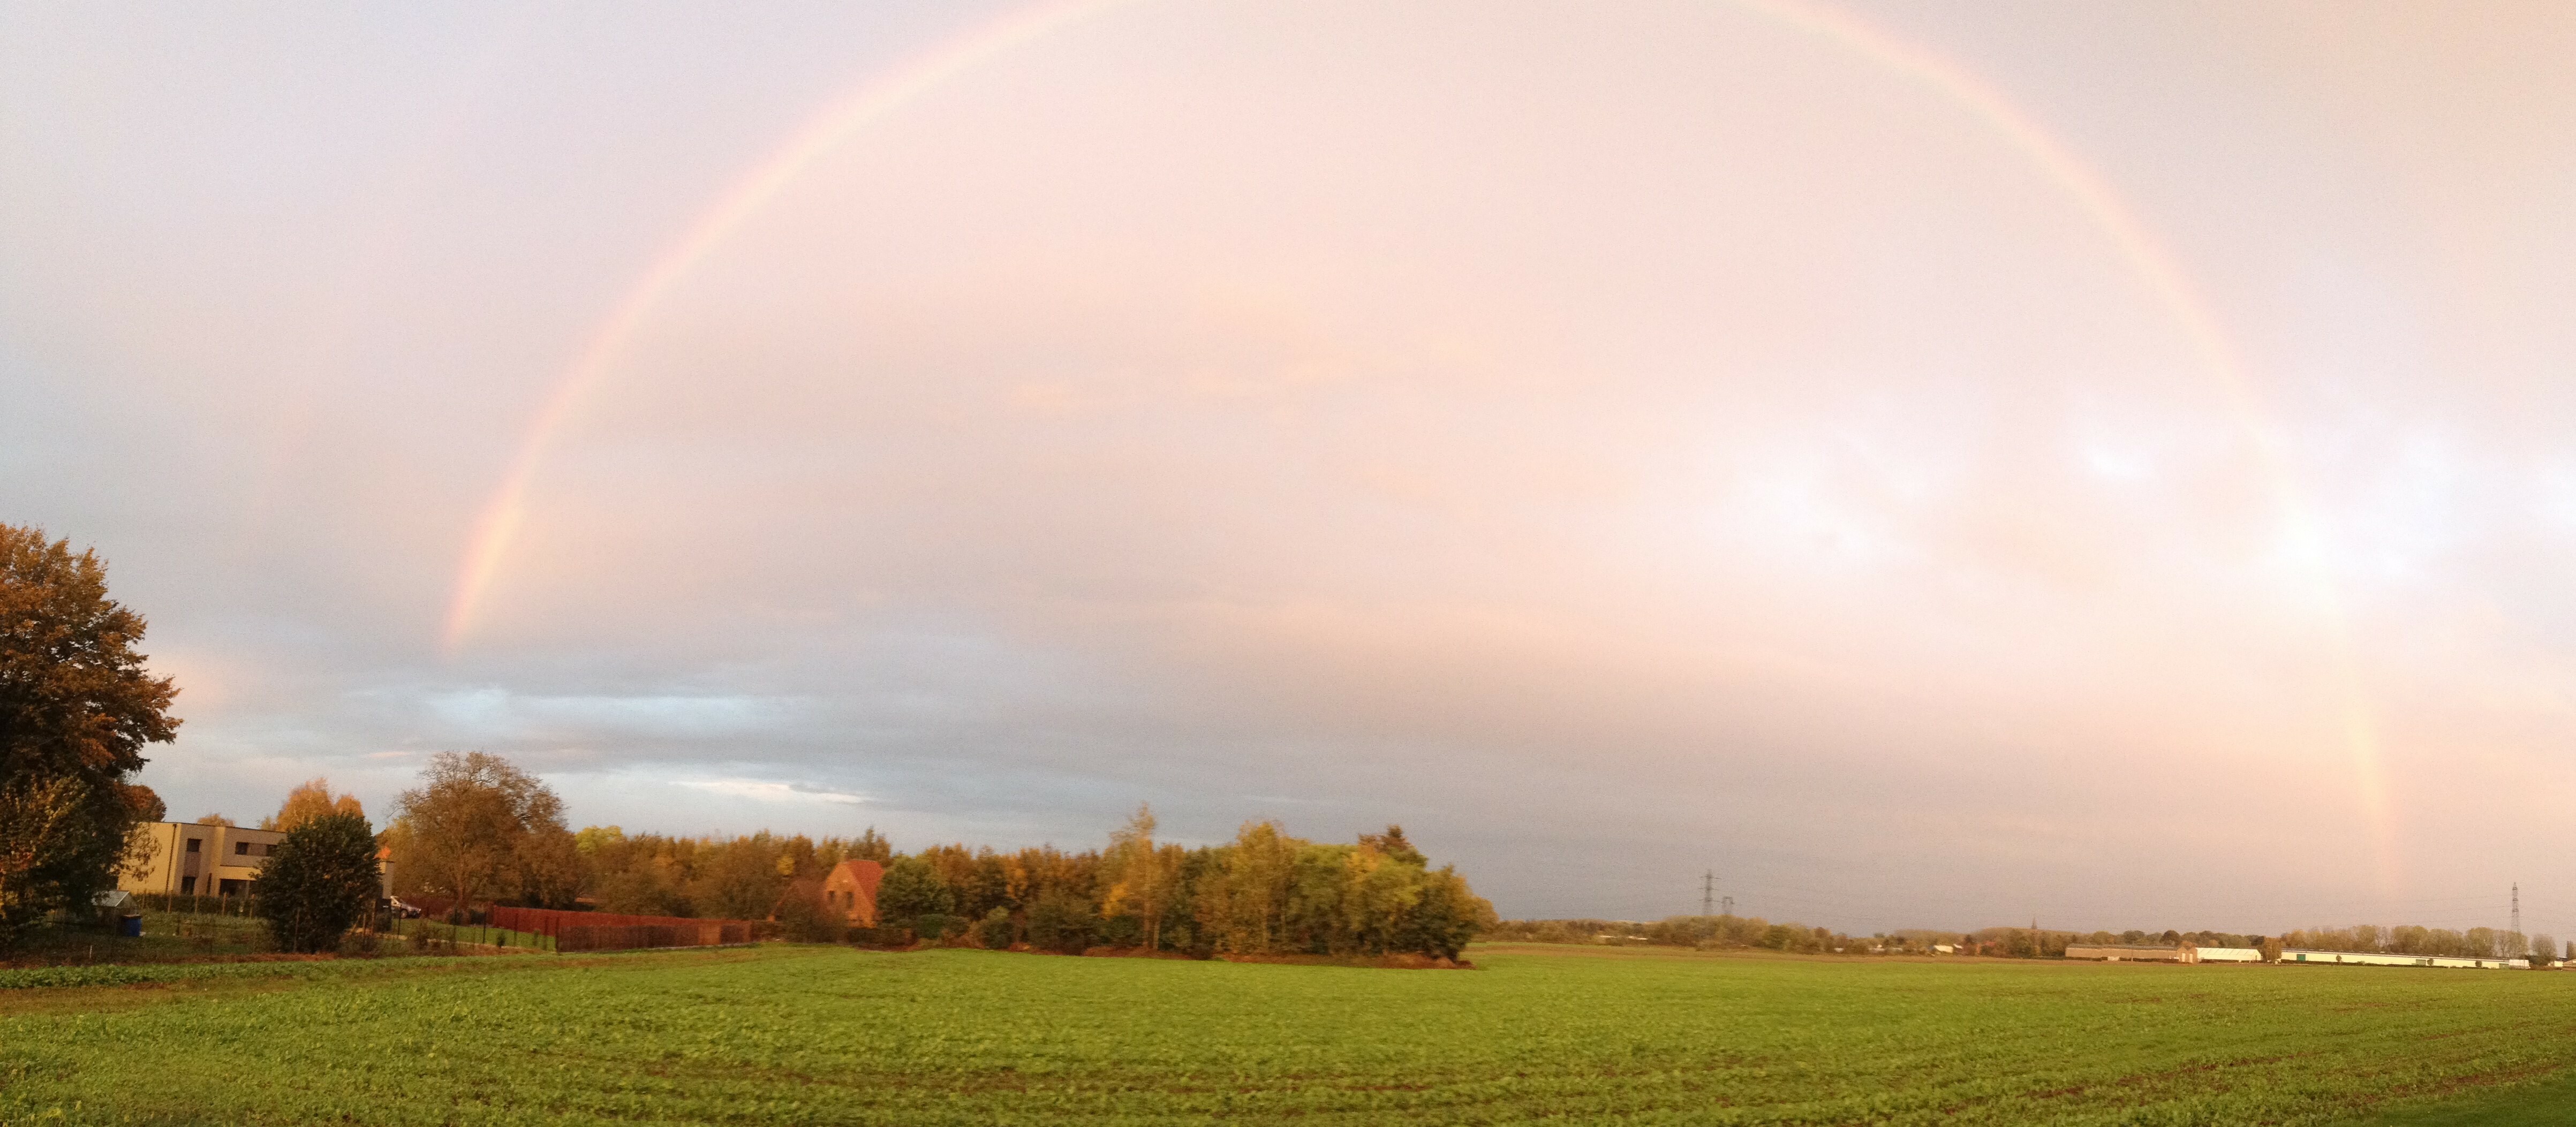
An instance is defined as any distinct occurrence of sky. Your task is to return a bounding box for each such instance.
[6,1,2576,935]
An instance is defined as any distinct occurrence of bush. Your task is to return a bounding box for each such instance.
[1024,890,1094,954]
[255,812,382,954]
[775,880,843,943]
[914,913,960,943]
[970,907,1014,949]
[1098,913,1144,948]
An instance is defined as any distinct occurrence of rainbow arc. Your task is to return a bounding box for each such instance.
[438,0,2386,868]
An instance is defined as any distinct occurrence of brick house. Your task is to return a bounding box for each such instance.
[821,859,885,927]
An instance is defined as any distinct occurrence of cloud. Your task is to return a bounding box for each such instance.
[678,778,870,806]
[9,1,2576,930]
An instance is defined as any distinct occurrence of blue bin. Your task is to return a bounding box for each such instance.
[119,913,143,937]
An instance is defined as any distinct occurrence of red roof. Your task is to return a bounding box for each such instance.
[823,859,886,927]
[831,859,885,902]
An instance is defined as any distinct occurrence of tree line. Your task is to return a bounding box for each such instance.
[2279,924,2559,962]
[374,752,1494,960]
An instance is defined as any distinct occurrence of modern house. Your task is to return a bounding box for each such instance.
[118,821,286,898]
[820,859,885,927]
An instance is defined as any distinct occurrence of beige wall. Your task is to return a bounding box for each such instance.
[119,821,286,898]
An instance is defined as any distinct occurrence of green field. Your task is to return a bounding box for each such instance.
[7,942,2576,1125]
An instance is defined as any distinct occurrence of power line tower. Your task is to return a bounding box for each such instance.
[1721,895,1734,918]
[1702,870,1715,918]
[2513,882,2522,948]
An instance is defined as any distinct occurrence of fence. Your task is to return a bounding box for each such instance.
[398,918,557,952]
[126,891,258,919]
[390,903,761,951]
[457,905,764,951]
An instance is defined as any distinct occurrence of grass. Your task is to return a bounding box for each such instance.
[2337,1069,2576,1126]
[5,913,557,967]
[6,941,2576,1124]
[7,911,274,964]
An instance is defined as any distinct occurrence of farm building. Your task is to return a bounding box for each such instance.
[2196,947,2263,963]
[2281,949,2527,969]
[821,859,885,927]
[2064,943,2197,963]
[117,820,284,898]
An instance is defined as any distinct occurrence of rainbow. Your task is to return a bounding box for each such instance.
[440,0,1127,653]
[438,0,2388,867]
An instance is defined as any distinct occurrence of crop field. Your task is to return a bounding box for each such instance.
[7,942,2576,1125]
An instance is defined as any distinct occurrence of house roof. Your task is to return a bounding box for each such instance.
[829,859,885,902]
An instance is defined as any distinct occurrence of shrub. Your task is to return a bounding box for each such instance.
[1098,912,1144,948]
[971,907,1014,949]
[775,879,842,943]
[256,812,382,954]
[914,913,960,943]
[1024,890,1094,954]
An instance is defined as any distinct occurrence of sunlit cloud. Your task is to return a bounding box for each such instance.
[678,778,870,806]
[8,1,2576,929]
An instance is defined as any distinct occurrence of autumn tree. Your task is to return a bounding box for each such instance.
[263,778,364,833]
[255,811,382,952]
[1197,820,1296,954]
[386,752,577,917]
[1100,805,1184,950]
[850,827,892,863]
[0,526,180,948]
[689,833,789,921]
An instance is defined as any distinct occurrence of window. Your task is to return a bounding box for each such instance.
[185,838,201,853]
[235,841,250,856]
[180,876,197,894]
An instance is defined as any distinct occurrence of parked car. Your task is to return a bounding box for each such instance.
[385,897,424,919]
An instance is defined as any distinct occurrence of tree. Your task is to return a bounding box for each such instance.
[195,813,234,827]
[691,835,787,921]
[850,827,892,864]
[262,778,364,833]
[1359,825,1427,865]
[874,856,953,933]
[256,812,382,952]
[1100,805,1183,950]
[1197,820,1297,954]
[0,776,89,948]
[386,752,573,917]
[0,526,182,948]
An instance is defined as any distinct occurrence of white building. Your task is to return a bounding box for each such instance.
[2282,949,2526,970]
